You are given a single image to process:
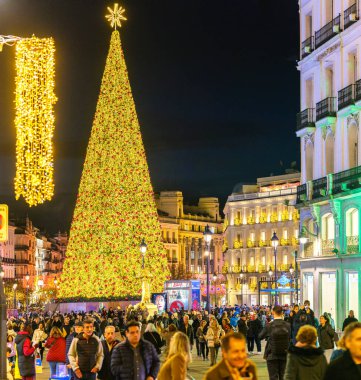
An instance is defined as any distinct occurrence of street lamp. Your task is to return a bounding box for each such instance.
[140,238,147,269]
[203,225,213,313]
[25,273,29,312]
[271,231,279,305]
[213,273,217,307]
[12,283,17,309]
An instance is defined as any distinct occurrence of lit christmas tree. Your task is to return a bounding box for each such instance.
[59,19,169,300]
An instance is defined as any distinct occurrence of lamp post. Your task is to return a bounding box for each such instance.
[203,225,213,313]
[289,250,299,305]
[240,271,244,305]
[268,267,274,305]
[213,273,217,307]
[12,282,17,309]
[271,231,279,305]
[25,273,29,312]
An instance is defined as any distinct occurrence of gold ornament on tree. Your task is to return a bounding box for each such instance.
[106,3,127,29]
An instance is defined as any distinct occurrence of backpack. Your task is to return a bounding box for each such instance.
[270,323,289,355]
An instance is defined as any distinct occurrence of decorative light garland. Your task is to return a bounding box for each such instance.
[14,36,57,207]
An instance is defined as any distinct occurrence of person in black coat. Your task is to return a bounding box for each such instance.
[142,323,163,355]
[237,314,248,338]
[98,326,120,380]
[342,310,358,331]
[111,321,160,380]
[259,305,291,380]
[179,315,194,348]
[323,322,361,380]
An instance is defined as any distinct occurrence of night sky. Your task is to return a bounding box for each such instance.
[0,0,300,233]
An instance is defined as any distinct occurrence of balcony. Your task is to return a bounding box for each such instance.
[301,36,314,59]
[313,176,328,199]
[322,239,335,256]
[297,108,315,131]
[338,84,355,110]
[333,165,361,194]
[316,97,337,121]
[304,242,314,258]
[315,15,341,49]
[1,257,15,264]
[356,79,361,100]
[15,245,29,251]
[344,3,358,30]
[297,183,307,203]
[346,235,359,254]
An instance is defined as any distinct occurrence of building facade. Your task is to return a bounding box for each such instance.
[0,225,16,281]
[223,173,300,306]
[156,191,225,305]
[297,0,361,328]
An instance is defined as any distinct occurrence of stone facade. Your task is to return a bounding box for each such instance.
[223,173,300,306]
[297,0,361,328]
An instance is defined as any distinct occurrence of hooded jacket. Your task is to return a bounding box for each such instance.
[15,331,36,377]
[283,345,327,380]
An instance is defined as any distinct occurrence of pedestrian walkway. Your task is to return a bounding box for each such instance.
[37,351,269,380]
[188,352,268,380]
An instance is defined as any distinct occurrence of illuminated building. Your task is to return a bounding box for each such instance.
[297,0,361,327]
[223,173,300,305]
[0,225,16,281]
[156,191,225,305]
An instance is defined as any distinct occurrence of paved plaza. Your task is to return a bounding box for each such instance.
[37,344,269,380]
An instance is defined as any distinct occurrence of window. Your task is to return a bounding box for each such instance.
[346,208,359,237]
[283,229,288,239]
[303,273,314,307]
[322,213,335,240]
[347,272,359,320]
[321,273,337,326]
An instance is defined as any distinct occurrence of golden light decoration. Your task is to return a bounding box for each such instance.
[106,3,127,29]
[14,36,57,207]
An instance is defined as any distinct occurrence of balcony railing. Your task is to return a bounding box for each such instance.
[344,3,359,30]
[333,165,361,194]
[312,176,328,199]
[297,183,307,203]
[15,245,29,251]
[304,242,314,257]
[356,79,361,100]
[316,97,337,120]
[338,84,355,109]
[315,15,341,49]
[322,239,335,256]
[297,108,315,130]
[301,36,314,58]
[346,235,359,254]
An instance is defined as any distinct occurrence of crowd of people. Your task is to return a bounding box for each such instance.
[5,302,361,380]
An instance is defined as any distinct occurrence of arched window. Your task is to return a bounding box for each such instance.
[346,208,359,254]
[325,132,334,174]
[322,213,335,255]
[322,213,335,240]
[346,208,359,237]
[348,123,358,168]
[305,141,314,181]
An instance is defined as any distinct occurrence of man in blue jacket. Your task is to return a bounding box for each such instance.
[111,320,160,380]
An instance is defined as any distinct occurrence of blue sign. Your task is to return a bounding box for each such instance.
[277,274,291,286]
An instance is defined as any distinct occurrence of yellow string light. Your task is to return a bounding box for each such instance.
[14,36,57,207]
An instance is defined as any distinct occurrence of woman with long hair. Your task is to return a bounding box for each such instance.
[196,320,208,360]
[142,323,164,355]
[157,332,192,380]
[44,326,66,376]
[206,318,223,366]
[32,322,48,361]
[317,314,335,362]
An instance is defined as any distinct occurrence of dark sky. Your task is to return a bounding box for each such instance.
[0,0,300,233]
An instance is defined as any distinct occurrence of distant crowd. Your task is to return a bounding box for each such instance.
[5,301,361,380]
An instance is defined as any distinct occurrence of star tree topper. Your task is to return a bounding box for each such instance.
[106,3,127,29]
